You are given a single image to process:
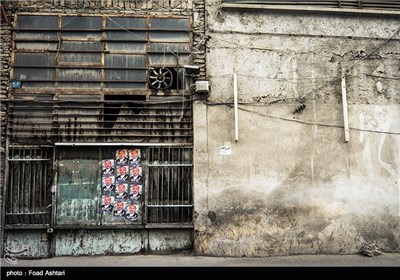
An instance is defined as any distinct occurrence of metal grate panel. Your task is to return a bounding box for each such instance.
[5,147,53,226]
[147,147,193,224]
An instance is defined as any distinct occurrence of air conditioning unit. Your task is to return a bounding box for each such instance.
[195,81,210,94]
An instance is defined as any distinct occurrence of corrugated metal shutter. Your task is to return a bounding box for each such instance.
[8,95,193,144]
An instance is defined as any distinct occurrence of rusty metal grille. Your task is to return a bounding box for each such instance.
[7,95,193,143]
[5,147,53,226]
[147,147,193,224]
[221,0,400,10]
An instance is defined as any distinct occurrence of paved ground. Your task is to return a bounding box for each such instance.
[1,252,398,279]
[1,251,399,267]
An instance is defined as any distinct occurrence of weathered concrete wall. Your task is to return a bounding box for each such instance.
[0,4,12,261]
[5,231,50,258]
[5,0,195,11]
[193,0,400,257]
[55,229,192,256]
[4,229,193,257]
[148,229,193,252]
[55,230,143,256]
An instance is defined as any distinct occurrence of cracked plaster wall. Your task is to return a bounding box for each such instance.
[193,0,400,257]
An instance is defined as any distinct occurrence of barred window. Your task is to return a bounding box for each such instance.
[5,147,53,227]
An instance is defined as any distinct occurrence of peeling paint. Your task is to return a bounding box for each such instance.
[148,230,193,252]
[5,231,50,258]
[55,230,143,256]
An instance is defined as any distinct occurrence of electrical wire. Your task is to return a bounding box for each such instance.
[61,15,78,28]
[10,2,400,135]
[196,98,400,136]
[209,27,400,42]
[299,25,400,99]
[208,25,400,101]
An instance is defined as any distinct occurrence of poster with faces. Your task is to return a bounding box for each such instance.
[113,200,127,218]
[129,166,142,184]
[116,165,129,182]
[126,203,139,221]
[115,149,128,166]
[128,149,142,167]
[101,195,114,212]
[115,183,128,200]
[102,176,115,194]
[102,159,115,176]
[100,148,142,222]
[129,184,142,202]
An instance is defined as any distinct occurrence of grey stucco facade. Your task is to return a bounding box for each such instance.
[193,0,400,256]
[0,0,399,258]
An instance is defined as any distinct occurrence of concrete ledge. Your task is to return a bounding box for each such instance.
[221,3,400,17]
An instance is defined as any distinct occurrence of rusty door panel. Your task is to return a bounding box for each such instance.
[56,148,100,225]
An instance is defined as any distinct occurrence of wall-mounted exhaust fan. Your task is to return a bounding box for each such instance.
[148,67,174,90]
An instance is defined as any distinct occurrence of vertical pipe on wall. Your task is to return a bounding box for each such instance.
[233,73,239,142]
[341,68,350,143]
[49,146,57,257]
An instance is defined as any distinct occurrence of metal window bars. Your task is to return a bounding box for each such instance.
[5,147,53,226]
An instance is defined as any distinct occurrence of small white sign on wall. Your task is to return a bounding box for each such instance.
[219,142,232,155]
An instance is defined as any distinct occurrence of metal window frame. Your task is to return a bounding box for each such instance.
[3,145,54,229]
[11,13,193,92]
[146,146,194,225]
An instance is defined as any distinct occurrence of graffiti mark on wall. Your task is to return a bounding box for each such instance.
[265,171,305,188]
[3,246,29,265]
[359,108,399,179]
